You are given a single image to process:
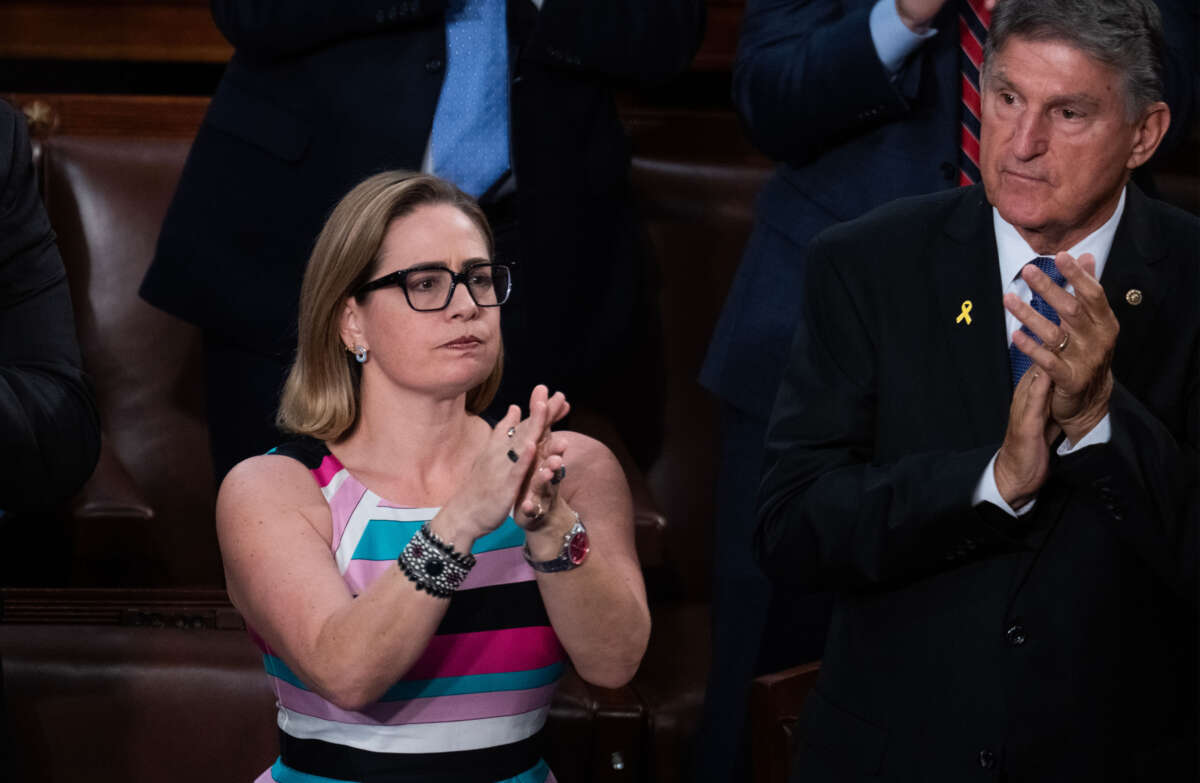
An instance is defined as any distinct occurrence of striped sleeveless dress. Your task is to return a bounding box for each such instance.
[252,438,564,783]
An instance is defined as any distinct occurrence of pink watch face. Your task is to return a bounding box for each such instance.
[568,530,590,565]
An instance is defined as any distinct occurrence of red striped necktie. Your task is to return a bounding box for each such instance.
[959,0,991,185]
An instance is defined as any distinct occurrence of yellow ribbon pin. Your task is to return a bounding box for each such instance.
[956,300,973,325]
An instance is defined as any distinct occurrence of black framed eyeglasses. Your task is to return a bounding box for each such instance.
[353,262,512,312]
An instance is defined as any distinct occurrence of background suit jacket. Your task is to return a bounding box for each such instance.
[756,184,1198,781]
[0,99,99,510]
[701,0,1197,419]
[142,0,704,407]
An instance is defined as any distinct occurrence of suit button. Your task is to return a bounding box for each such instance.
[425,57,444,72]
[940,161,957,180]
[979,749,996,769]
[1006,624,1026,646]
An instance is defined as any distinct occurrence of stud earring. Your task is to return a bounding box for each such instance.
[352,345,368,364]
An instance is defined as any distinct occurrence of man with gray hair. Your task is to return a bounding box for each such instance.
[756,0,1197,778]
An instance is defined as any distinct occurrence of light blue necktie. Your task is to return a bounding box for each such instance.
[429,0,510,198]
[1009,256,1067,387]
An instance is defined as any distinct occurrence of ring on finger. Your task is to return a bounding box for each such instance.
[506,426,516,438]
[506,449,519,463]
[1054,332,1070,353]
[526,502,545,521]
[551,465,566,485]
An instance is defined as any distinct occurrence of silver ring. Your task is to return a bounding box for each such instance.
[527,502,545,521]
[506,426,516,438]
[1054,332,1070,353]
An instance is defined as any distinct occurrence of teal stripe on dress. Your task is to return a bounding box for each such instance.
[502,759,552,783]
[264,655,564,700]
[268,757,550,783]
[263,655,308,691]
[351,517,525,561]
[269,758,357,783]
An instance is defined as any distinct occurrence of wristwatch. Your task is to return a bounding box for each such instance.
[523,513,589,573]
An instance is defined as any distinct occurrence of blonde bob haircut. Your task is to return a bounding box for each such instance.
[277,171,503,441]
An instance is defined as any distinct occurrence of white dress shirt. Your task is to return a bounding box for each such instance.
[972,187,1125,516]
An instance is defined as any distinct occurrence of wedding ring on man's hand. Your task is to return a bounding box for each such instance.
[507,449,519,463]
[1054,332,1070,353]
[551,465,566,485]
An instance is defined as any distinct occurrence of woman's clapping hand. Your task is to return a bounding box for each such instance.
[441,385,569,540]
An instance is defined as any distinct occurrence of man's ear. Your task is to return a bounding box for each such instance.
[339,298,365,352]
[1127,100,1170,170]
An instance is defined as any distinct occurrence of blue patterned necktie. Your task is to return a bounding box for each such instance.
[429,0,509,198]
[1009,256,1067,387]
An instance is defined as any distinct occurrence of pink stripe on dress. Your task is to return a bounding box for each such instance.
[327,474,367,554]
[312,454,344,488]
[274,678,558,725]
[404,626,564,680]
[342,546,533,593]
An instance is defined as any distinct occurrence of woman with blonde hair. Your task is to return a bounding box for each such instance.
[217,171,650,783]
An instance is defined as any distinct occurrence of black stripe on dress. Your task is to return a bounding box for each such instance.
[279,729,544,783]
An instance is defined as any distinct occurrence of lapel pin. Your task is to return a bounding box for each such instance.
[956,300,973,325]
[1125,289,1143,306]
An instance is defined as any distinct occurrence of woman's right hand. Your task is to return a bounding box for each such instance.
[432,399,549,544]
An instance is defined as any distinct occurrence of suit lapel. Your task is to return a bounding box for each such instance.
[933,186,1012,445]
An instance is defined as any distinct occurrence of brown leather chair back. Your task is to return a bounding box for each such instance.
[41,134,221,586]
[2,620,276,781]
[631,151,770,602]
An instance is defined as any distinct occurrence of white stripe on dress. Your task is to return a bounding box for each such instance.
[276,704,549,754]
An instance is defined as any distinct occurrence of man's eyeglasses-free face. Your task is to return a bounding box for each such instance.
[354,262,512,312]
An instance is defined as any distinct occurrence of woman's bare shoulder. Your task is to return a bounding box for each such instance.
[216,452,332,537]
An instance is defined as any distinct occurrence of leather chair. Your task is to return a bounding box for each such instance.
[623,112,774,782]
[1,589,277,782]
[750,661,821,783]
[41,132,221,587]
[0,587,649,783]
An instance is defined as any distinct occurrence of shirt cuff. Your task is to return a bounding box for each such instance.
[869,0,937,75]
[972,451,1036,517]
[1057,413,1111,455]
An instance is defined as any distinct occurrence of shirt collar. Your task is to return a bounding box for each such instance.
[993,186,1126,286]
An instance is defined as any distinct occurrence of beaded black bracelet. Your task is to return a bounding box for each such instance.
[419,522,476,569]
[397,523,475,599]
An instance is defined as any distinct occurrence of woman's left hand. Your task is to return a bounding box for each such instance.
[512,385,569,531]
[514,428,570,532]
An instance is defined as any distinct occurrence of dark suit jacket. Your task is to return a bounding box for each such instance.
[756,184,1198,781]
[141,0,704,394]
[701,0,1197,418]
[0,100,99,510]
